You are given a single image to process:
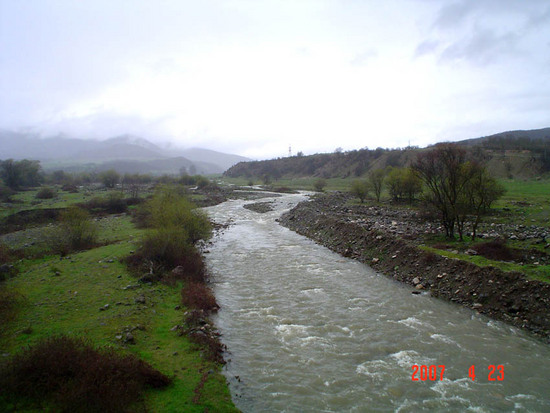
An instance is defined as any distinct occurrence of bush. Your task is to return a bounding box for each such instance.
[351,180,369,203]
[80,192,128,214]
[129,229,202,277]
[53,207,98,254]
[144,187,211,243]
[181,282,219,312]
[473,239,518,261]
[35,187,56,199]
[313,178,327,192]
[0,335,171,412]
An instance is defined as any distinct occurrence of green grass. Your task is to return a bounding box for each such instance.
[419,245,550,283]
[492,178,550,228]
[0,208,237,411]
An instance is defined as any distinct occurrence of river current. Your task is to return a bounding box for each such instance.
[204,193,550,412]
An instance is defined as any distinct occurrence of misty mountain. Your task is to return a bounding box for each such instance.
[0,130,251,174]
[177,148,250,171]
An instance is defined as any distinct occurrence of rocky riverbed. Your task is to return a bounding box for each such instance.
[279,192,550,342]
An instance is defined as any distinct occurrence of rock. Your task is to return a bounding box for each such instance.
[123,284,140,290]
[415,284,424,290]
[134,295,146,304]
[375,235,383,240]
[124,332,135,344]
[138,274,156,283]
[115,335,123,340]
[411,290,421,295]
[465,249,477,255]
[371,258,379,264]
[412,277,421,285]
[172,266,185,277]
[472,303,483,309]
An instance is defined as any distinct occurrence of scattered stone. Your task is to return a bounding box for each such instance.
[115,335,123,340]
[371,258,379,264]
[472,303,483,309]
[134,295,146,304]
[124,332,135,344]
[123,284,140,290]
[415,284,424,290]
[412,277,421,285]
[465,249,477,255]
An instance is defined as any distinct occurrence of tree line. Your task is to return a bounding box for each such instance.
[350,144,505,240]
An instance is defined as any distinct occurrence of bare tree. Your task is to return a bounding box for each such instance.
[413,144,504,240]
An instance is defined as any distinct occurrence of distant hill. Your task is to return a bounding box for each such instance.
[457,127,550,147]
[225,127,550,180]
[0,130,250,175]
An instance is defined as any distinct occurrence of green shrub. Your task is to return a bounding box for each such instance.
[145,187,211,243]
[313,178,327,192]
[35,186,56,199]
[53,207,98,254]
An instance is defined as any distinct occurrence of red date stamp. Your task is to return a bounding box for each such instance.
[411,365,504,381]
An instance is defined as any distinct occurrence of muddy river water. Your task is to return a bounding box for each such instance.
[204,193,550,412]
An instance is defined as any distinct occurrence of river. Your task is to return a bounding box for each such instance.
[204,193,550,412]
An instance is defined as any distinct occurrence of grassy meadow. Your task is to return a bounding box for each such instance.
[0,185,237,412]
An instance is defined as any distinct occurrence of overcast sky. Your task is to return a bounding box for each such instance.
[1,0,549,159]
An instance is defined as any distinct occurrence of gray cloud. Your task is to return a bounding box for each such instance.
[439,27,521,66]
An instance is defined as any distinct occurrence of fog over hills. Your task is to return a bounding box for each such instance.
[0,131,250,174]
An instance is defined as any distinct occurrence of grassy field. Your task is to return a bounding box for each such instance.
[0,187,237,412]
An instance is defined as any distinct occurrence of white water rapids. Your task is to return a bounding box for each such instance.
[204,193,550,412]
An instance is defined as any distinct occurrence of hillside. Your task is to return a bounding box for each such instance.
[225,128,550,180]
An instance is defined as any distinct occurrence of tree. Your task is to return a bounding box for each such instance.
[460,165,506,241]
[99,169,120,189]
[313,178,327,192]
[350,180,369,203]
[0,159,42,189]
[413,144,503,240]
[368,168,385,202]
[386,167,422,203]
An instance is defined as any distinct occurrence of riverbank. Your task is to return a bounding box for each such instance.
[279,192,550,342]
